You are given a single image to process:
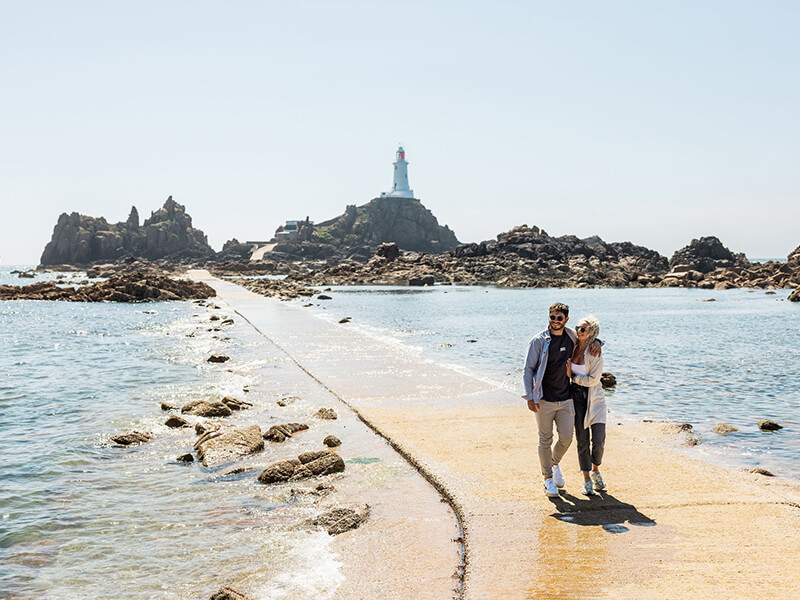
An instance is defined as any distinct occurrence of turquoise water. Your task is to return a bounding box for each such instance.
[308,284,800,478]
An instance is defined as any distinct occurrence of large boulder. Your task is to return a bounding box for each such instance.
[257,450,345,484]
[194,425,264,466]
[263,423,309,442]
[789,288,800,302]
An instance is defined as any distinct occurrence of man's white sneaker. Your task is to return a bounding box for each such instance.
[543,478,560,497]
[551,464,565,488]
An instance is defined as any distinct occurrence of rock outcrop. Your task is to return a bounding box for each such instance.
[286,227,669,288]
[40,197,214,265]
[0,272,215,302]
[110,431,153,446]
[267,197,459,260]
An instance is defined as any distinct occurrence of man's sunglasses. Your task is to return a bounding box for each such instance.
[549,315,564,321]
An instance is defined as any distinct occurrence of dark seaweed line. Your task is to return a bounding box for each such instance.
[233,307,468,600]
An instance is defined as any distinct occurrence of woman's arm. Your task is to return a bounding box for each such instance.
[572,352,603,387]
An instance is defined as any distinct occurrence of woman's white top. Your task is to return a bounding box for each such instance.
[571,362,588,376]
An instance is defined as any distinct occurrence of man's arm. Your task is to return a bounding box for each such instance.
[522,338,541,411]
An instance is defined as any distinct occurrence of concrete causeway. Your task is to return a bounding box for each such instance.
[190,271,800,600]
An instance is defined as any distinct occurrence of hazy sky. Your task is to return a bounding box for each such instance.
[1,1,798,264]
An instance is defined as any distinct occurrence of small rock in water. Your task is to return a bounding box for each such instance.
[765,291,777,295]
[176,453,194,463]
[758,419,783,431]
[292,482,336,497]
[182,400,233,418]
[317,294,332,300]
[315,408,338,420]
[161,402,178,411]
[207,354,230,363]
[110,431,153,446]
[278,395,300,407]
[263,423,309,443]
[209,314,221,321]
[712,422,738,434]
[600,372,617,388]
[221,318,234,325]
[209,587,255,600]
[697,298,716,302]
[439,343,452,348]
[323,435,341,448]
[165,415,191,428]
[684,432,701,446]
[678,423,693,432]
[788,288,800,302]
[466,339,477,343]
[338,317,351,324]
[221,396,252,411]
[748,467,775,477]
[312,504,370,535]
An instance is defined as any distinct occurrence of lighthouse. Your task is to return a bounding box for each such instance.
[381,146,415,198]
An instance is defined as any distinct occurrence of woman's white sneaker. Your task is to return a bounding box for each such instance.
[590,471,606,491]
[543,478,560,497]
[551,464,565,488]
[582,479,597,496]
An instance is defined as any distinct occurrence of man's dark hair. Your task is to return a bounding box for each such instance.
[549,302,569,317]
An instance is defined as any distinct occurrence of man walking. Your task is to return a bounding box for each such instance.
[522,302,599,497]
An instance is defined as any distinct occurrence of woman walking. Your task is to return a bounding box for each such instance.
[566,316,608,496]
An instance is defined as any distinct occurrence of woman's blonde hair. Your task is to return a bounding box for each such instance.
[578,315,600,345]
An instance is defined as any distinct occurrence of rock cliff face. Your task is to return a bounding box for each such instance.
[270,197,459,260]
[40,197,213,265]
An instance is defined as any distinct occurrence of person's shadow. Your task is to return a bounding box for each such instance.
[548,490,655,533]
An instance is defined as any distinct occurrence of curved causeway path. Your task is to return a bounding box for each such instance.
[190,272,800,600]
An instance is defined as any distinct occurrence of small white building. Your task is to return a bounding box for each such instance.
[381,146,415,199]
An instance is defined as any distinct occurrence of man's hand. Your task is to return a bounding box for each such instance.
[526,398,540,412]
[588,340,602,357]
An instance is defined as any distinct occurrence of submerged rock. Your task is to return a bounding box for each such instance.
[312,504,370,535]
[712,422,738,434]
[758,419,783,431]
[176,453,194,463]
[161,402,178,411]
[789,288,800,302]
[209,587,255,600]
[315,408,338,420]
[748,467,775,477]
[292,482,336,497]
[258,450,345,484]
[110,431,153,446]
[194,425,264,466]
[277,395,300,407]
[207,354,230,363]
[263,423,309,442]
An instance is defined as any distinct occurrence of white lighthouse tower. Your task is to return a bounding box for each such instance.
[381,146,415,198]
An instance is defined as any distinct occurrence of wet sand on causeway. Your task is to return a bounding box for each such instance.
[191,271,800,600]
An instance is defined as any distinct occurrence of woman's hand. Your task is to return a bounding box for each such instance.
[566,359,572,378]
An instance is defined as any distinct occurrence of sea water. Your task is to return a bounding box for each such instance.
[306,284,800,479]
[0,267,347,599]
[3,267,799,597]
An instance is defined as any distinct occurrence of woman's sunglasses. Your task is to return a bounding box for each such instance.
[575,326,587,333]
